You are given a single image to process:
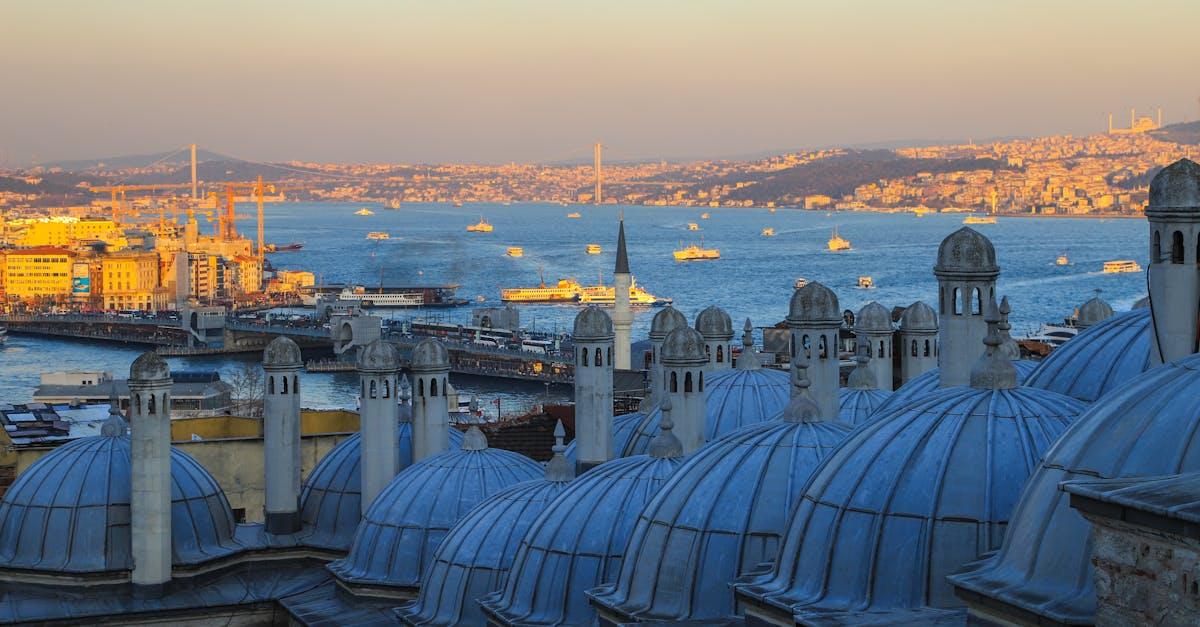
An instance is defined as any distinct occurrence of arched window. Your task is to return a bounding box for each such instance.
[911,339,918,357]
[864,340,872,357]
[670,371,678,393]
[699,371,704,392]
[802,334,811,358]
[879,340,886,357]
[148,394,156,415]
[417,379,424,397]
[269,376,275,395]
[282,376,288,394]
[383,379,391,399]
[1173,230,1184,264]
[685,371,693,393]
[924,339,931,357]
[293,376,299,394]
[594,347,602,366]
[716,345,724,363]
[607,347,612,366]
[580,350,587,366]
[971,288,982,315]
[953,287,962,315]
[704,345,711,361]
[430,378,438,396]
[939,286,946,315]
[369,379,377,399]
[818,334,828,359]
[442,378,448,396]
[362,382,366,398]
[135,393,142,414]
[1154,230,1162,261]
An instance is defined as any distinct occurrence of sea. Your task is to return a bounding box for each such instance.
[0,202,1149,411]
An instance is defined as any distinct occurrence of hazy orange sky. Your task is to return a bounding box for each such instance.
[1,0,1196,165]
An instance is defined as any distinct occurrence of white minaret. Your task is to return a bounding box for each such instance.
[612,218,633,370]
[262,336,302,534]
[357,339,400,514]
[854,301,894,391]
[898,301,938,384]
[1146,158,1200,364]
[128,351,173,591]
[411,338,451,463]
[695,305,734,371]
[660,326,708,454]
[647,305,686,403]
[934,227,999,386]
[787,281,841,420]
[573,305,614,472]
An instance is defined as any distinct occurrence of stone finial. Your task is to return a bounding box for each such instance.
[648,397,684,459]
[996,296,1021,360]
[970,297,1018,390]
[399,374,411,404]
[847,343,877,390]
[461,425,488,451]
[101,383,128,437]
[783,352,822,423]
[544,420,575,482]
[735,318,762,370]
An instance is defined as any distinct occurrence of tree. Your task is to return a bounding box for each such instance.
[227,360,264,418]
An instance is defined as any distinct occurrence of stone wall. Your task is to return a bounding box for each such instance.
[1084,515,1200,626]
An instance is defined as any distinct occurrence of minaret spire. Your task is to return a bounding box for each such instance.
[612,215,633,370]
[615,216,630,275]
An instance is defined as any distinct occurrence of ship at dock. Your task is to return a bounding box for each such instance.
[501,274,669,306]
[302,284,468,308]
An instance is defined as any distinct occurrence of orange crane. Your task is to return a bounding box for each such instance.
[208,177,276,264]
[88,183,193,223]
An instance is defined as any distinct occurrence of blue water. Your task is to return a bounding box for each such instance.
[0,202,1148,408]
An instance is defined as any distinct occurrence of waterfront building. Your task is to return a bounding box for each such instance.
[2,245,74,300]
[99,250,166,311]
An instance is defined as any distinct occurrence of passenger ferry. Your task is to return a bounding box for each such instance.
[586,244,602,255]
[316,285,469,308]
[827,227,851,252]
[674,240,720,261]
[578,277,671,307]
[963,215,997,225]
[1102,260,1141,274]
[466,217,494,232]
[354,208,374,216]
[687,223,700,231]
[566,212,582,219]
[501,277,582,303]
[857,276,875,289]
[700,213,710,219]
[506,247,524,257]
[1056,254,1070,266]
[761,227,775,237]
[366,232,390,240]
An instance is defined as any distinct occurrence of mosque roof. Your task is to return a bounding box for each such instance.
[838,387,893,426]
[695,305,734,340]
[660,327,707,365]
[855,302,892,334]
[1022,308,1153,403]
[358,339,400,372]
[263,336,302,367]
[409,338,448,370]
[573,305,614,342]
[130,351,170,381]
[899,300,937,332]
[1076,295,1114,328]
[787,281,840,325]
[934,227,999,276]
[649,306,687,341]
[873,360,1038,417]
[1146,157,1200,213]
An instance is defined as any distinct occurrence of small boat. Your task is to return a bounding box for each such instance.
[857,276,875,289]
[674,238,720,261]
[566,212,582,219]
[794,277,808,289]
[586,244,602,255]
[355,208,374,216]
[687,223,700,231]
[506,247,524,258]
[1102,260,1141,274]
[366,232,390,240]
[963,215,997,225]
[387,199,401,210]
[264,242,304,253]
[769,207,777,213]
[454,201,464,207]
[700,212,710,219]
[828,227,851,252]
[466,217,494,232]
[1056,254,1069,266]
[761,227,775,237]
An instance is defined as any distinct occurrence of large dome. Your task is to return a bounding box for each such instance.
[587,415,852,622]
[873,360,1038,416]
[327,432,540,592]
[934,227,999,276]
[948,353,1200,625]
[0,434,241,575]
[299,422,464,551]
[478,453,682,626]
[735,385,1084,621]
[1023,308,1153,403]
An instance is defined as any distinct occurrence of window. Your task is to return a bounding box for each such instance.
[1153,230,1162,261]
[924,340,931,357]
[431,378,439,396]
[607,347,612,366]
[442,378,447,396]
[383,379,390,399]
[594,347,602,367]
[147,394,156,415]
[699,371,704,392]
[818,334,828,359]
[953,287,962,315]
[971,288,982,315]
[369,380,377,399]
[879,340,886,357]
[134,393,141,414]
[418,379,424,397]
[716,345,724,363]
[685,371,693,393]
[1173,230,1185,264]
[269,376,275,394]
[670,371,678,393]
[282,376,288,394]
[293,376,299,394]
[911,339,918,357]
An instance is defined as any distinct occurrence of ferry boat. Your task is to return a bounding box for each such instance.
[466,217,494,232]
[354,208,375,216]
[1103,260,1141,274]
[586,244,602,255]
[687,223,700,231]
[1023,322,1079,351]
[963,215,997,225]
[857,276,875,289]
[501,277,582,303]
[673,240,720,261]
[506,247,524,258]
[827,227,851,252]
[761,227,775,237]
[264,242,304,253]
[1056,254,1069,266]
[312,284,469,308]
[578,277,671,307]
[566,212,582,219]
[366,232,390,240]
[913,206,934,217]
[700,213,710,219]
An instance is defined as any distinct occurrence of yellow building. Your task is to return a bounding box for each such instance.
[271,269,316,294]
[18,218,119,248]
[99,251,164,311]
[3,246,74,300]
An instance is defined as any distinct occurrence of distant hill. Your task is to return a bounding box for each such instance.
[38,148,227,172]
[1149,120,1200,145]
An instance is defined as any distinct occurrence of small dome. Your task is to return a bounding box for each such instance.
[130,351,169,381]
[788,281,840,324]
[477,453,682,626]
[299,425,464,551]
[899,301,938,332]
[838,387,893,426]
[947,353,1200,625]
[409,338,448,371]
[649,306,687,341]
[1076,295,1114,328]
[358,339,400,372]
[660,327,706,365]
[695,305,734,340]
[934,227,999,276]
[263,336,302,367]
[327,444,541,590]
[874,361,1039,416]
[1023,308,1153,403]
[855,302,892,334]
[573,305,614,342]
[1147,157,1200,211]
[735,385,1084,621]
[587,417,852,622]
[396,478,571,626]
[0,435,241,575]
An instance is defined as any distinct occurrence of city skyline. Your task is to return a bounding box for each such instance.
[2,0,1199,166]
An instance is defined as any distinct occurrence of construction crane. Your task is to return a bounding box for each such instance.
[208,177,276,265]
[88,183,193,223]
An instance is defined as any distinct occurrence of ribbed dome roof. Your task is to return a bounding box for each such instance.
[1076,295,1114,328]
[1147,157,1200,211]
[130,351,169,381]
[573,305,614,341]
[855,301,892,333]
[477,454,682,626]
[874,360,1038,417]
[299,423,464,551]
[616,367,789,457]
[358,339,400,371]
[263,336,302,367]
[695,305,734,340]
[0,434,241,575]
[948,352,1200,625]
[1023,308,1153,403]
[934,227,998,276]
[564,410,646,466]
[587,417,852,622]
[660,327,706,365]
[649,306,687,341]
[327,435,540,590]
[409,338,448,370]
[838,387,893,426]
[788,281,840,324]
[396,479,571,626]
[899,300,937,332]
[735,386,1084,620]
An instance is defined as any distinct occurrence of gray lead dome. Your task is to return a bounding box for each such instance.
[263,336,302,367]
[695,305,733,340]
[787,281,840,324]
[855,301,892,333]
[660,326,706,365]
[934,227,999,276]
[358,338,400,371]
[129,351,170,381]
[900,300,937,332]
[409,338,448,370]
[649,305,687,340]
[572,305,613,341]
[1147,157,1200,211]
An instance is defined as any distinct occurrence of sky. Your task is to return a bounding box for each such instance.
[1,0,1197,166]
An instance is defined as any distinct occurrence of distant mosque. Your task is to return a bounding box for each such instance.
[1,160,1200,625]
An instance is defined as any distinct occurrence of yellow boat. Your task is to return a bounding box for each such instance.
[762,227,775,237]
[857,276,875,289]
[1056,254,1069,266]
[366,232,390,240]
[506,247,524,257]
[467,217,494,232]
[501,277,581,303]
[1102,260,1141,274]
[578,277,672,306]
[687,223,700,231]
[354,208,374,216]
[586,244,602,255]
[567,212,581,218]
[828,227,851,252]
[674,239,720,261]
[963,215,997,225]
[700,212,710,219]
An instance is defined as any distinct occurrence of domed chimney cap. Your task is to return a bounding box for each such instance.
[1148,158,1200,213]
[409,338,449,371]
[1077,293,1115,328]
[900,300,938,332]
[787,281,841,325]
[649,305,687,341]
[661,327,707,366]
[695,305,734,340]
[358,338,401,372]
[130,351,170,382]
[572,305,614,342]
[934,227,999,277]
[263,336,302,368]
[855,302,892,334]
